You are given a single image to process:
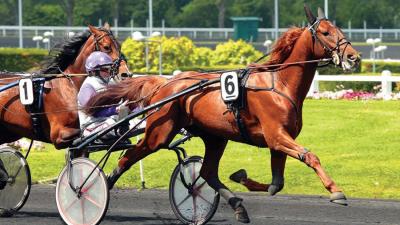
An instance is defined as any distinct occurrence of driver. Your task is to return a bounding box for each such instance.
[78,51,137,140]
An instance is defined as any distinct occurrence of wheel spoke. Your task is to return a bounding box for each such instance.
[192,193,197,221]
[79,167,84,187]
[81,176,99,193]
[191,162,196,182]
[11,164,23,179]
[83,195,103,208]
[195,180,207,190]
[177,194,192,207]
[196,193,213,206]
[81,196,85,224]
[64,197,80,211]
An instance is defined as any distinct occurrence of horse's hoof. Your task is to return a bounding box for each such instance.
[267,184,283,196]
[330,192,348,206]
[234,205,250,223]
[0,209,14,217]
[229,169,247,183]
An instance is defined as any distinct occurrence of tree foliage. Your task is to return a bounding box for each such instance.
[1,0,400,28]
[121,36,262,73]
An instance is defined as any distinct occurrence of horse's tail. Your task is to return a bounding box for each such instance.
[85,76,168,115]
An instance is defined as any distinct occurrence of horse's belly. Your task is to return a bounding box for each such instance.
[183,91,268,147]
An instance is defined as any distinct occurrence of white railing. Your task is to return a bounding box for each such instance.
[307,70,399,100]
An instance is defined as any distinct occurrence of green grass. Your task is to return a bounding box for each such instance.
[26,100,400,199]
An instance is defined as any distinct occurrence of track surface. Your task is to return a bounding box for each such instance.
[1,184,399,225]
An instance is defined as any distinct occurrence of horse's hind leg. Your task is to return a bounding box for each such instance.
[107,102,183,189]
[200,135,250,223]
[230,150,286,195]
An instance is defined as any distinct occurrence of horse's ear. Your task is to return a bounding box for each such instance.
[103,22,111,31]
[317,7,326,19]
[88,25,99,35]
[304,4,316,24]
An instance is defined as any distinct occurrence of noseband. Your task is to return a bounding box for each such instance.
[308,19,352,65]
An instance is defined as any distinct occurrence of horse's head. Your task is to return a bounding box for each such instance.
[76,23,130,78]
[304,5,361,72]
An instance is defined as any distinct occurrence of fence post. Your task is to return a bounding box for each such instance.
[307,71,320,97]
[381,70,392,100]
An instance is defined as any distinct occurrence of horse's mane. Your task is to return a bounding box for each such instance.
[250,27,306,71]
[40,31,91,74]
[84,76,166,115]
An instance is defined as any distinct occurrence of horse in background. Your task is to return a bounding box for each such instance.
[87,5,360,223]
[0,23,129,149]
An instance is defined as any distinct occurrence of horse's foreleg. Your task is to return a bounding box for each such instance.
[268,150,286,195]
[200,135,250,223]
[266,130,347,205]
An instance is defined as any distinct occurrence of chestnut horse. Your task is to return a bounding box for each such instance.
[0,24,128,149]
[87,6,360,223]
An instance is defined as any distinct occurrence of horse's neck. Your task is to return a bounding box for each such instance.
[64,43,92,89]
[277,33,318,105]
[64,64,87,90]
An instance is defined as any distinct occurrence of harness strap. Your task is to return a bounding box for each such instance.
[233,107,252,144]
[27,79,46,141]
[230,69,253,144]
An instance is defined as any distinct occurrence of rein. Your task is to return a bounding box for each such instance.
[92,28,126,80]
[308,19,352,66]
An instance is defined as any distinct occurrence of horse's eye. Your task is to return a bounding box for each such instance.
[322,31,330,36]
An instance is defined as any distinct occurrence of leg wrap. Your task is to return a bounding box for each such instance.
[298,147,309,162]
[228,196,243,209]
[207,177,243,209]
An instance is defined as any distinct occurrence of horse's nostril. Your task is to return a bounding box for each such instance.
[347,54,358,62]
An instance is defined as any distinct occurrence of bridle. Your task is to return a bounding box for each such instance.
[308,19,352,66]
[92,28,127,80]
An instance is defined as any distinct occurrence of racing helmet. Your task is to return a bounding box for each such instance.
[85,51,113,74]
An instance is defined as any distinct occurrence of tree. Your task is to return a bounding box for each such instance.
[73,0,109,26]
[216,0,227,28]
[111,0,120,25]
[229,0,273,27]
[59,0,74,26]
[0,0,17,25]
[176,0,218,27]
[24,4,65,26]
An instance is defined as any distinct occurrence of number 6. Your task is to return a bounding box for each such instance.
[221,72,239,102]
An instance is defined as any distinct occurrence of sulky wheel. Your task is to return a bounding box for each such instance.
[0,146,31,217]
[169,156,220,225]
[56,157,109,225]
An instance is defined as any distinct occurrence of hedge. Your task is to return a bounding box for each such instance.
[121,36,262,73]
[0,48,47,72]
[361,60,400,74]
